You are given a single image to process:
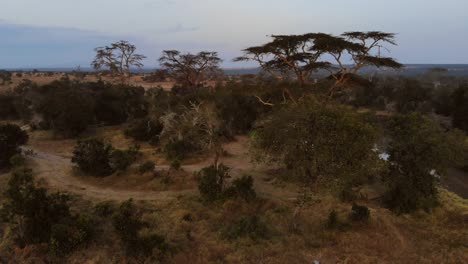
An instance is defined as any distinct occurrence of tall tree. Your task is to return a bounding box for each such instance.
[92,41,146,82]
[313,31,403,97]
[236,31,402,103]
[235,33,331,87]
[159,50,222,87]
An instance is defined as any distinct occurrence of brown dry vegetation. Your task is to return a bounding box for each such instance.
[1,125,467,263]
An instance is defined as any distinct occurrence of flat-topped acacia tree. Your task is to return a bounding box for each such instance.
[314,32,403,97]
[236,31,403,103]
[159,50,222,88]
[92,40,146,83]
[234,33,332,88]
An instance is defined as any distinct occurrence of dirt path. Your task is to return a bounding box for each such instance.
[17,137,299,202]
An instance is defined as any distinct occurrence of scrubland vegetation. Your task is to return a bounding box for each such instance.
[0,32,467,263]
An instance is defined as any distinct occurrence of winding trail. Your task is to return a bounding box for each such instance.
[15,137,300,202]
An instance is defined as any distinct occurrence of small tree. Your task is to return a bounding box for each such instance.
[92,41,146,82]
[0,124,28,168]
[71,139,114,176]
[197,164,230,201]
[159,50,222,87]
[112,199,168,257]
[385,113,466,213]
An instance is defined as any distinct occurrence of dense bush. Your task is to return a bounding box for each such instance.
[224,175,256,202]
[451,84,468,132]
[216,93,262,135]
[350,204,370,222]
[163,139,198,161]
[36,83,95,137]
[198,165,257,202]
[9,154,26,168]
[326,210,339,229]
[197,164,230,201]
[221,216,269,240]
[113,199,168,257]
[385,113,466,213]
[139,161,156,174]
[72,139,114,176]
[109,145,141,171]
[124,118,163,143]
[0,123,28,168]
[94,84,148,125]
[0,168,93,253]
[252,100,379,186]
[0,93,20,119]
[49,214,95,256]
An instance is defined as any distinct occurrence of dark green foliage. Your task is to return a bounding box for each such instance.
[198,165,257,202]
[112,199,168,257]
[350,204,370,222]
[139,161,156,174]
[385,113,466,213]
[197,164,230,201]
[221,216,269,240]
[0,70,12,84]
[1,168,70,245]
[95,85,148,125]
[124,118,163,143]
[1,168,93,254]
[9,154,26,168]
[0,123,28,168]
[216,93,261,134]
[0,93,20,119]
[394,79,432,113]
[49,214,95,256]
[252,100,379,185]
[110,145,141,171]
[451,84,468,132]
[224,175,257,202]
[163,139,198,161]
[36,82,95,137]
[326,210,338,229]
[93,201,114,217]
[72,139,114,176]
[170,158,181,170]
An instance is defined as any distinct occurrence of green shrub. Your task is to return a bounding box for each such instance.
[110,145,140,171]
[350,203,370,222]
[139,161,156,174]
[326,210,338,229]
[163,139,198,161]
[49,215,94,256]
[36,83,95,137]
[94,201,114,217]
[221,216,269,240]
[1,168,92,255]
[72,138,114,176]
[9,154,26,168]
[197,164,229,201]
[224,175,256,202]
[0,123,28,168]
[385,113,466,213]
[113,199,168,257]
[170,158,181,170]
[125,118,163,143]
[252,100,379,185]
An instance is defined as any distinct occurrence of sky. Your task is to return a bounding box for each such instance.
[1,0,467,68]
